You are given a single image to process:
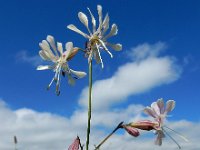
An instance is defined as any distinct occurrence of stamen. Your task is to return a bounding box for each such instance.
[163,126,189,142]
[55,66,61,96]
[47,77,55,90]
[162,127,181,149]
[96,43,104,68]
[99,39,113,58]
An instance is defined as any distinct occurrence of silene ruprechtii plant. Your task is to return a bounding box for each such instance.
[36,5,188,150]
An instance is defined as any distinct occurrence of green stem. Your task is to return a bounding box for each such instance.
[86,60,93,150]
[94,122,124,150]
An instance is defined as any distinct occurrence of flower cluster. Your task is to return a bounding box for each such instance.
[37,5,122,95]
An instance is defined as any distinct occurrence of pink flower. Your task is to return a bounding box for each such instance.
[144,98,175,126]
[142,99,188,148]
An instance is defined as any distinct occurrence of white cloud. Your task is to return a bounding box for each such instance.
[0,99,199,150]
[78,42,182,110]
[128,42,167,61]
[16,51,42,66]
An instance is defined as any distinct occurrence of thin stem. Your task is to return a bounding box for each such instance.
[86,60,93,150]
[95,122,124,150]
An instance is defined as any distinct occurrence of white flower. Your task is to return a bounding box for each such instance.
[67,5,122,68]
[144,99,188,148]
[37,35,87,95]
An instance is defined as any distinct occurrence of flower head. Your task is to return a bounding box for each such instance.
[67,5,122,68]
[144,98,175,126]
[142,99,188,148]
[37,35,86,95]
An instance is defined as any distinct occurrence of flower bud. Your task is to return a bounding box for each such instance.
[122,125,140,137]
[68,136,80,150]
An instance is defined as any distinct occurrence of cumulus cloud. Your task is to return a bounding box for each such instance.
[78,42,182,110]
[16,51,42,66]
[0,99,199,150]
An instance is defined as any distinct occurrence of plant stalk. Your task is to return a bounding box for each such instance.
[95,122,124,150]
[86,60,93,150]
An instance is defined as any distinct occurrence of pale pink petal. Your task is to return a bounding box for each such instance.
[157,98,165,114]
[151,101,160,116]
[144,107,157,118]
[165,100,175,114]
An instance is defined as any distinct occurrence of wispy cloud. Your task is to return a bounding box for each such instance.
[16,51,42,66]
[78,42,182,110]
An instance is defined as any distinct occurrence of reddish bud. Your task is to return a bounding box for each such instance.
[123,125,140,137]
[68,136,80,150]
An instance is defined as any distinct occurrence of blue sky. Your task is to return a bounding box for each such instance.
[0,0,200,149]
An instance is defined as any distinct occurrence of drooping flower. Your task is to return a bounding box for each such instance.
[129,99,188,148]
[67,5,122,68]
[37,35,87,95]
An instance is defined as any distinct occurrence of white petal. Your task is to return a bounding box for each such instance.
[67,24,90,39]
[64,42,73,60]
[78,12,91,34]
[106,43,122,51]
[67,74,75,86]
[37,65,52,70]
[39,50,51,61]
[87,7,96,33]
[41,49,57,62]
[70,69,87,78]
[104,24,118,39]
[46,35,57,54]
[57,42,63,55]
[97,5,103,32]
[143,107,157,118]
[102,13,109,35]
[39,40,50,51]
[165,100,175,114]
[95,44,104,68]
